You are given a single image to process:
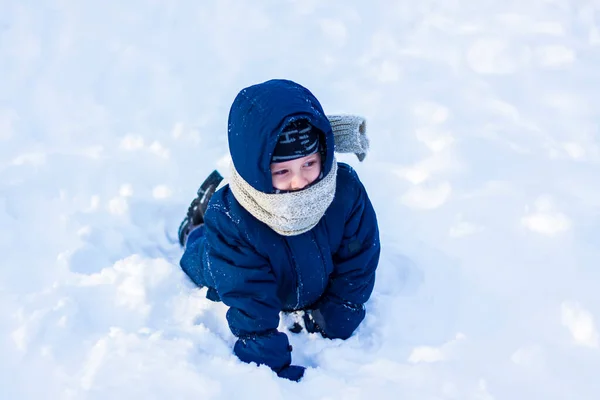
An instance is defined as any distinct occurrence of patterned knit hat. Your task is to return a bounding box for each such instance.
[271,119,320,163]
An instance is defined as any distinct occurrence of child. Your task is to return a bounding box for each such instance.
[179,79,380,381]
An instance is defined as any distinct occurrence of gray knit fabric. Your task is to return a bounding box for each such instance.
[328,114,369,161]
[229,159,338,236]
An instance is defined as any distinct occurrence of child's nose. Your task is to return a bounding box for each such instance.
[290,174,308,190]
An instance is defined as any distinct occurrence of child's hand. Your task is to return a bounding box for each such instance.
[303,310,327,338]
[277,365,305,382]
[304,301,366,340]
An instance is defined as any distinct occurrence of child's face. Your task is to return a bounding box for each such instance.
[270,152,322,191]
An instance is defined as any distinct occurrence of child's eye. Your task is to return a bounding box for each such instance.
[273,169,288,176]
[304,161,316,168]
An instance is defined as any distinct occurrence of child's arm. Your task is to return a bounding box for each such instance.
[311,167,381,339]
[203,206,304,381]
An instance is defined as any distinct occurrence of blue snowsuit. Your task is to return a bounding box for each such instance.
[180,79,380,380]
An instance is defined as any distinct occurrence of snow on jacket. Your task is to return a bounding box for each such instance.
[180,79,380,377]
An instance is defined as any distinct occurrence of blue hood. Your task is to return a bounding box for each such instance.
[227,79,335,193]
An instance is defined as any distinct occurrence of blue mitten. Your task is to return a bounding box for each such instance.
[277,365,305,382]
[305,301,366,340]
[302,310,328,338]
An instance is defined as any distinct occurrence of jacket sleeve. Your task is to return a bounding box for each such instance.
[313,172,380,339]
[202,205,296,376]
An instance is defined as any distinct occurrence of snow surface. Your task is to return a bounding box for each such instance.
[2,0,600,399]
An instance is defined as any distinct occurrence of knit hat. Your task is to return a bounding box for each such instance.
[271,119,321,163]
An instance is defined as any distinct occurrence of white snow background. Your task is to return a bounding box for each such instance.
[1,0,600,399]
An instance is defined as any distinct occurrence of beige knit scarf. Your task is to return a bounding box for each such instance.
[227,115,368,236]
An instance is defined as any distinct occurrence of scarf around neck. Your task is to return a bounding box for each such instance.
[229,159,338,236]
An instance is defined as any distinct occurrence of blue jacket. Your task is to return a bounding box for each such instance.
[180,79,380,378]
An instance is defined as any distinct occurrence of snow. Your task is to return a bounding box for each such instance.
[2,0,600,399]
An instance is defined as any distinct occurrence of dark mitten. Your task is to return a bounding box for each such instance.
[302,310,328,338]
[277,365,305,382]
